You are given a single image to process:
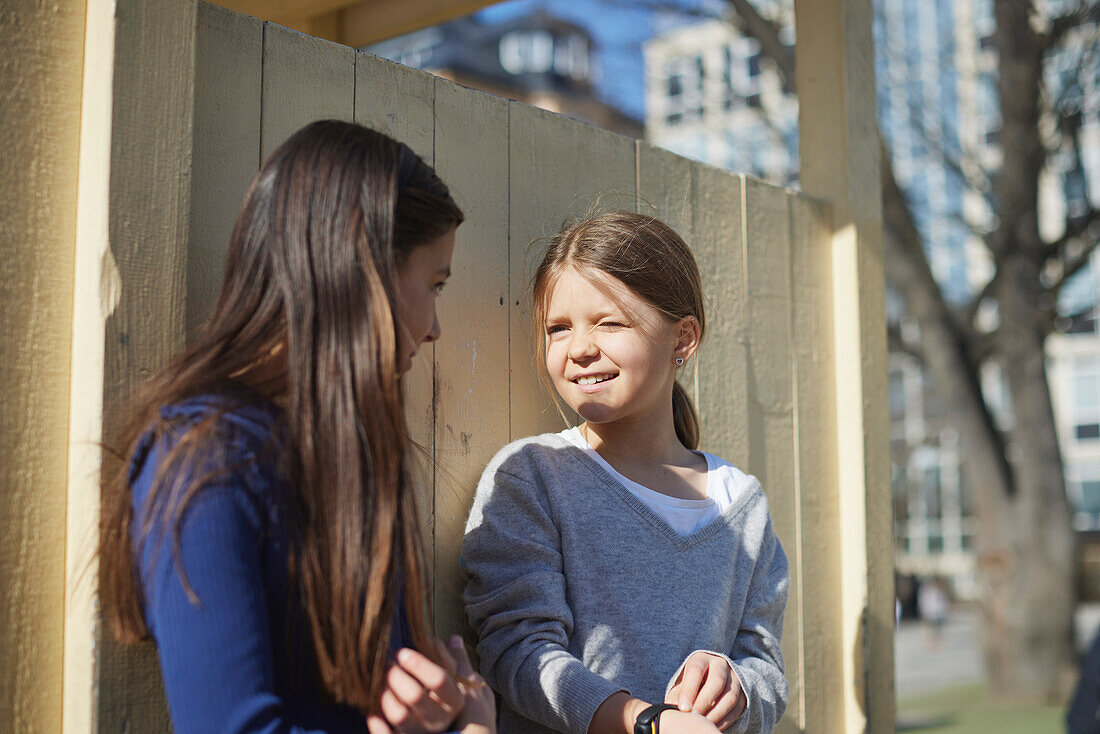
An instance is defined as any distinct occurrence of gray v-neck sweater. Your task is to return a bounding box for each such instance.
[462,433,788,734]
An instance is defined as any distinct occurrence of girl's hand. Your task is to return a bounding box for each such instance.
[655,709,724,733]
[665,652,745,730]
[447,635,496,734]
[373,642,464,733]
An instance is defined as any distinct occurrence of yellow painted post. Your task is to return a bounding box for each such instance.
[63,0,114,728]
[741,178,803,733]
[354,51,438,545]
[794,0,893,730]
[506,104,636,440]
[87,0,199,729]
[2,0,85,731]
[431,79,510,640]
[790,195,846,733]
[187,3,263,333]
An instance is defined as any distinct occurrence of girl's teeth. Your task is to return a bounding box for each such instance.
[577,376,609,386]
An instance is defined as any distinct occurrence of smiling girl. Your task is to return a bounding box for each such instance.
[462,212,788,734]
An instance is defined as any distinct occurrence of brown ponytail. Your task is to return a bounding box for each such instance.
[672,381,700,450]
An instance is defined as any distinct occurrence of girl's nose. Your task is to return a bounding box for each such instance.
[425,312,441,344]
[567,331,598,361]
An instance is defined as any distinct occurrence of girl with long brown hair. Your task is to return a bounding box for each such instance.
[100,120,494,734]
[462,212,788,734]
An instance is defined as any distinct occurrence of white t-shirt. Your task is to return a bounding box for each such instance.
[559,426,746,536]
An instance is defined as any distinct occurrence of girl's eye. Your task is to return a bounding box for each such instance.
[546,325,569,336]
[433,281,447,295]
[599,322,625,330]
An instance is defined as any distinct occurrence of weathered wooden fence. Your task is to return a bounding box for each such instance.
[54,1,891,731]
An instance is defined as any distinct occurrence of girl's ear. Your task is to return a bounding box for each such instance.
[674,316,701,363]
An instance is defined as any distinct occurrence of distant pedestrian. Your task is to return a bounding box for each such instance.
[1068,630,1100,734]
[917,579,949,649]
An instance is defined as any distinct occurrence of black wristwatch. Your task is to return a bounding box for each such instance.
[634,703,678,734]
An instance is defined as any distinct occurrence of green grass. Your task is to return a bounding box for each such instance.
[896,683,1065,733]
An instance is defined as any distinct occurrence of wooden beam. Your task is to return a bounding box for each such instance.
[214,0,503,46]
[214,0,364,23]
[318,0,500,48]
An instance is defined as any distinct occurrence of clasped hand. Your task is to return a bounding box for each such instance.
[366,636,495,734]
[664,651,745,731]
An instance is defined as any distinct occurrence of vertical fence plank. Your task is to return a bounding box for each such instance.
[431,81,510,640]
[188,3,262,333]
[507,104,636,440]
[742,177,802,733]
[261,22,353,161]
[97,0,198,730]
[635,142,701,406]
[354,53,435,155]
[635,141,695,236]
[791,195,844,733]
[692,167,750,470]
[354,51,438,548]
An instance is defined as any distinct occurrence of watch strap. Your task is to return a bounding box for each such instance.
[633,703,678,734]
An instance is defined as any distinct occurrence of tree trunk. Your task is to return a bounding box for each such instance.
[976,1,1078,699]
[984,255,1076,699]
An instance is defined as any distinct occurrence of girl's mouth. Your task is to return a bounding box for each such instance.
[573,374,617,386]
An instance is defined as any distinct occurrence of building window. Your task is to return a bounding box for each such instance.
[663,55,704,126]
[1078,423,1100,440]
[928,532,945,553]
[890,369,907,421]
[722,46,734,111]
[921,464,943,520]
[1082,480,1100,514]
[1069,462,1100,526]
[1073,357,1100,443]
[499,30,555,75]
[747,52,761,78]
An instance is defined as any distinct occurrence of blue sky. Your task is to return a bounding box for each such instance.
[476,0,720,121]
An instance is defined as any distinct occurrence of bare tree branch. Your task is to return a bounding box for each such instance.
[900,97,996,209]
[726,0,794,84]
[963,268,1000,329]
[1045,0,1100,50]
[1048,229,1100,296]
[888,320,923,361]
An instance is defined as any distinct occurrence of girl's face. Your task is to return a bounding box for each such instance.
[543,266,692,426]
[394,227,455,373]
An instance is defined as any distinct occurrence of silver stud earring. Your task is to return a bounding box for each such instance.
[675,356,685,366]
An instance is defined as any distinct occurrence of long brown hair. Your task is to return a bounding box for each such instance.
[99,120,463,711]
[532,211,705,449]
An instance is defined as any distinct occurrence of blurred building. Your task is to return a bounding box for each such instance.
[366,11,642,138]
[644,0,1100,600]
[643,10,797,187]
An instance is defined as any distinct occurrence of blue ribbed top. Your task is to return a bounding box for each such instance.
[130,394,411,733]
